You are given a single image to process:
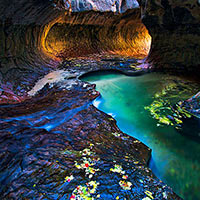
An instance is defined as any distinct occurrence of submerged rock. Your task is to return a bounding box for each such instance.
[180,92,200,118]
[177,92,200,140]
[0,0,198,199]
[144,76,200,140]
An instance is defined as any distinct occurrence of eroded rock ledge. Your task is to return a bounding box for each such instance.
[0,60,181,199]
[0,0,199,199]
[0,0,151,103]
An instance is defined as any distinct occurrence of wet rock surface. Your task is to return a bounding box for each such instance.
[0,59,181,199]
[177,92,200,140]
[0,0,151,104]
[180,92,200,118]
[0,0,199,199]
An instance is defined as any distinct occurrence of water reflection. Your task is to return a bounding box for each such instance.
[82,72,200,200]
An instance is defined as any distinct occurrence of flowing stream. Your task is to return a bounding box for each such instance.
[81,71,200,200]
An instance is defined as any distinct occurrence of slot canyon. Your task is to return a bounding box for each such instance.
[0,0,200,199]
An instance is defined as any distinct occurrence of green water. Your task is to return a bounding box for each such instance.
[82,72,200,200]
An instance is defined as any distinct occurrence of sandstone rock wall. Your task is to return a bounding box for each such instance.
[141,0,200,73]
[0,0,199,88]
[0,0,149,84]
[45,10,151,59]
[0,0,64,81]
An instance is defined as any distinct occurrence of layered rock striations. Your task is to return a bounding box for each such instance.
[0,0,151,103]
[0,0,199,199]
[141,0,200,73]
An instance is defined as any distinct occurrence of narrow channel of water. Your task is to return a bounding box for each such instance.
[81,71,200,200]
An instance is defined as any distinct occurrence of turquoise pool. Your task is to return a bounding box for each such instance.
[82,71,200,200]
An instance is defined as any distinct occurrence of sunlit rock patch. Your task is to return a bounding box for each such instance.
[0,0,152,105]
[54,0,139,13]
[45,10,151,60]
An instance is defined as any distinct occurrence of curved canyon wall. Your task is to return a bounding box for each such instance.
[0,0,151,103]
[45,10,151,59]
[141,0,200,73]
[0,0,199,103]
[0,0,148,75]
